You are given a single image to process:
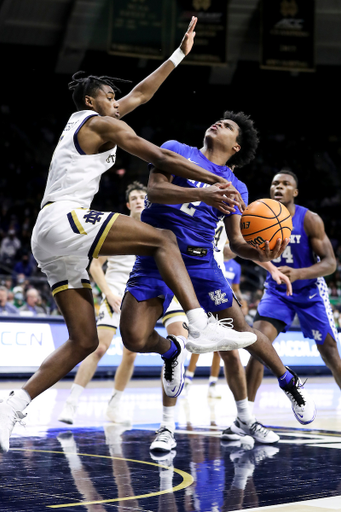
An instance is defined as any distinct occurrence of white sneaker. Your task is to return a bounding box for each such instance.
[221,436,255,451]
[185,313,257,354]
[281,367,316,425]
[150,427,177,452]
[0,399,26,452]
[106,400,131,425]
[162,336,187,398]
[207,383,221,399]
[222,417,280,444]
[58,402,77,425]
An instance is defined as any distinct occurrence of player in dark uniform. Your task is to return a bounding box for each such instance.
[245,169,340,411]
[120,114,317,428]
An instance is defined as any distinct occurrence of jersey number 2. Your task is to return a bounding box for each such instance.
[180,201,201,217]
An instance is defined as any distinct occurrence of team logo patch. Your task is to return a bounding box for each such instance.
[208,289,228,306]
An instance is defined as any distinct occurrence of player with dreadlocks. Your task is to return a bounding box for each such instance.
[0,17,259,452]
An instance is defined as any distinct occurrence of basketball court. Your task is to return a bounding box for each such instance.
[1,374,341,512]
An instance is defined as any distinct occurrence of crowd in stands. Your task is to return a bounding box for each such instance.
[0,102,340,326]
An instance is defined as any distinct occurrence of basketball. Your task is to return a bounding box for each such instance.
[240,198,292,250]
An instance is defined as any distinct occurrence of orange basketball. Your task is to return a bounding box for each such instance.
[240,198,292,250]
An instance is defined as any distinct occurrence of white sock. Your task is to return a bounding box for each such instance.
[208,376,218,386]
[185,308,207,330]
[236,398,253,424]
[67,384,84,404]
[161,405,175,433]
[108,389,123,408]
[248,400,255,417]
[7,389,31,413]
[185,370,194,382]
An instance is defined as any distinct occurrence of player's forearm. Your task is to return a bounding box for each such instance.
[158,149,226,185]
[131,61,176,104]
[89,264,111,297]
[148,181,202,204]
[298,259,336,280]
[230,239,267,262]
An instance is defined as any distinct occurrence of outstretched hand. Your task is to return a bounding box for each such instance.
[255,238,290,263]
[179,16,197,55]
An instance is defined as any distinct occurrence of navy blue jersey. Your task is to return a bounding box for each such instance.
[265,204,318,293]
[142,140,248,260]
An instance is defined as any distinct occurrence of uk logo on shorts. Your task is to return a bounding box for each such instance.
[208,289,228,306]
[312,329,322,342]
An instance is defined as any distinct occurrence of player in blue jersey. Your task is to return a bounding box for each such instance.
[120,112,317,430]
[245,169,340,410]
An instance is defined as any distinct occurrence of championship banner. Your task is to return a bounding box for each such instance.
[173,0,228,65]
[108,0,166,59]
[261,0,315,71]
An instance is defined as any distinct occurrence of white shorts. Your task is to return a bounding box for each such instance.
[162,296,187,328]
[97,282,126,331]
[31,201,119,296]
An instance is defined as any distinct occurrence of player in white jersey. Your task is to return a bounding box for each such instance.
[0,18,253,453]
[58,182,146,425]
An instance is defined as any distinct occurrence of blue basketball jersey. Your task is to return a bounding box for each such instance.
[265,204,317,293]
[142,140,248,262]
[224,259,241,285]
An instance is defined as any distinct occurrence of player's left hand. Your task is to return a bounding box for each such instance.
[270,267,293,295]
[179,16,197,55]
[256,238,290,262]
[277,265,301,283]
[220,182,246,212]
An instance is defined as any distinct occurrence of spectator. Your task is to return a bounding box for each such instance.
[13,251,34,278]
[19,288,46,316]
[0,285,18,315]
[0,228,21,265]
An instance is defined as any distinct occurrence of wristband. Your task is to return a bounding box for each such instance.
[169,48,185,67]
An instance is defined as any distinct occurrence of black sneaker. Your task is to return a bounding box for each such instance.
[162,336,187,398]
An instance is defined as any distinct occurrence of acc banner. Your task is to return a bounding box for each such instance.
[261,0,315,71]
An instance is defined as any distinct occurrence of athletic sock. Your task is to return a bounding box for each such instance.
[235,398,253,424]
[108,389,123,408]
[278,369,294,389]
[185,308,208,330]
[248,400,255,417]
[185,370,194,383]
[161,405,176,433]
[208,376,218,386]
[67,383,84,404]
[162,339,179,360]
[7,389,31,413]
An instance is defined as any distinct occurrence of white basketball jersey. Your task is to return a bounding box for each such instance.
[41,110,117,208]
[105,254,136,288]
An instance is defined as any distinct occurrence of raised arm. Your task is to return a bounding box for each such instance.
[278,211,336,283]
[118,17,197,118]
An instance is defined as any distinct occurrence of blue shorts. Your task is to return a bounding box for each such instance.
[126,253,233,317]
[257,278,338,344]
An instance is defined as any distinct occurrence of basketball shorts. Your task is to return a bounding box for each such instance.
[126,254,233,317]
[31,201,119,296]
[97,281,126,331]
[162,297,187,329]
[256,279,338,344]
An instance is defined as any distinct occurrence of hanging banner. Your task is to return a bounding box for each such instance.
[108,0,166,59]
[261,0,315,71]
[173,0,228,65]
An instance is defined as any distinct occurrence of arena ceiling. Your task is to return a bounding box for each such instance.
[0,0,340,76]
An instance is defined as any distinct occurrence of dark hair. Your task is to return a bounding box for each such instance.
[68,71,131,110]
[223,111,259,168]
[276,168,299,187]
[125,181,147,202]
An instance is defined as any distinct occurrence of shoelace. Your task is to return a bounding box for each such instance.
[285,378,306,406]
[155,427,173,442]
[163,357,179,382]
[214,316,234,329]
[0,399,27,427]
[250,421,269,437]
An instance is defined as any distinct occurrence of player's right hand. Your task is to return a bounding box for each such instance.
[106,292,122,314]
